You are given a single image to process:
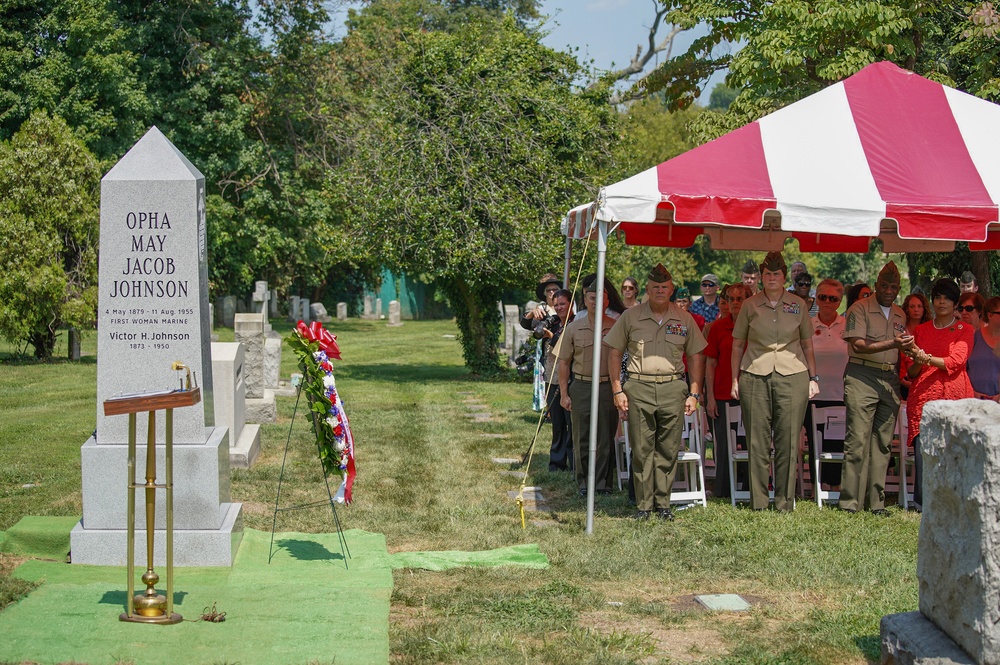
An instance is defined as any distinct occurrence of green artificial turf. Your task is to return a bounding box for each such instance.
[388,543,549,571]
[1,527,393,665]
[0,515,79,560]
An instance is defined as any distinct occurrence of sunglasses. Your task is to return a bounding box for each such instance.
[990,311,1000,317]
[621,285,637,291]
[957,305,981,313]
[701,282,717,287]
[795,281,812,287]
[817,294,841,302]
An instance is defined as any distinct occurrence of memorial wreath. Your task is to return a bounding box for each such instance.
[287,320,356,504]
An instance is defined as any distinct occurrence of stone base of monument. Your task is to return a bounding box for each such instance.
[881,612,975,664]
[229,423,261,469]
[71,428,243,566]
[70,503,243,566]
[246,389,277,423]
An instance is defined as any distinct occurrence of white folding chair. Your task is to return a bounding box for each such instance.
[615,418,631,490]
[672,411,708,507]
[811,403,847,508]
[895,404,915,508]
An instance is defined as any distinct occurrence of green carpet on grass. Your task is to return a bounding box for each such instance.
[0,515,79,559]
[0,527,393,665]
[388,543,549,571]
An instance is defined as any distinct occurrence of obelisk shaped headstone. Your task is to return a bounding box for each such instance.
[73,126,241,567]
[96,126,214,444]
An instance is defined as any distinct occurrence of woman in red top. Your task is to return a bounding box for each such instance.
[704,283,750,498]
[906,278,975,507]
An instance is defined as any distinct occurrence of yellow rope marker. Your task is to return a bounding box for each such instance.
[516,230,594,528]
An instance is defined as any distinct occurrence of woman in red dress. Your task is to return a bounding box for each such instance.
[906,278,975,507]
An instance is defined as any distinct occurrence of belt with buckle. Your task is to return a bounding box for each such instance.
[848,357,895,372]
[573,373,609,383]
[631,373,683,384]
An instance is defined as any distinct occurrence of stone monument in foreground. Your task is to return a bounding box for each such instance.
[881,399,1000,664]
[71,126,243,566]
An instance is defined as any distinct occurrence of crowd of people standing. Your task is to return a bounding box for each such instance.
[523,257,997,519]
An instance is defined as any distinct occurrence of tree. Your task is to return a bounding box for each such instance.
[335,7,619,374]
[0,0,149,158]
[0,111,100,358]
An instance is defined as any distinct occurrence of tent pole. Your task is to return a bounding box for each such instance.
[586,220,609,535]
[563,236,572,289]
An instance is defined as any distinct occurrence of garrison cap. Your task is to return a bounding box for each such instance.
[675,287,691,300]
[741,259,759,274]
[877,261,901,283]
[759,251,787,275]
[647,263,672,283]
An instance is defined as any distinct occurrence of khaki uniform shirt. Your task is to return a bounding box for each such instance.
[604,301,707,376]
[733,290,813,376]
[558,315,615,380]
[843,297,907,365]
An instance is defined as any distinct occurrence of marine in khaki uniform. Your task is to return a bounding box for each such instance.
[840,261,912,515]
[558,281,617,495]
[731,251,818,512]
[606,264,706,521]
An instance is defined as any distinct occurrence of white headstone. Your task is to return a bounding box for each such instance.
[375,297,382,319]
[336,302,348,321]
[268,288,278,317]
[362,295,375,319]
[288,295,300,322]
[74,126,241,566]
[310,302,331,323]
[234,313,265,399]
[298,297,311,323]
[504,305,520,359]
[251,280,269,328]
[211,342,260,469]
[388,300,402,326]
[917,400,1000,663]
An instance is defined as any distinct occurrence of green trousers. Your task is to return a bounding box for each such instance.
[738,371,808,511]
[569,380,616,492]
[622,379,687,511]
[840,364,900,511]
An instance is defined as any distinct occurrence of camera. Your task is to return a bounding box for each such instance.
[533,313,560,337]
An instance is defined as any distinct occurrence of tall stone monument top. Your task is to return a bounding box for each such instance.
[104,126,204,182]
[96,126,214,444]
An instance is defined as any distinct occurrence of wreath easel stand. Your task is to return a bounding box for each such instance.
[268,384,352,568]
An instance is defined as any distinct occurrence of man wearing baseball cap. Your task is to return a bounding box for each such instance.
[690,273,721,324]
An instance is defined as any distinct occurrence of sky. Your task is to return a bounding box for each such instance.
[325,0,728,103]
[536,0,726,99]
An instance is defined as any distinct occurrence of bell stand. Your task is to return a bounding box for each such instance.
[103,386,201,624]
[269,385,351,567]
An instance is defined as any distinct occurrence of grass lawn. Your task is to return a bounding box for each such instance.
[0,319,919,664]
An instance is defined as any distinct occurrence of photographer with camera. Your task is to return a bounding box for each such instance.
[520,275,574,471]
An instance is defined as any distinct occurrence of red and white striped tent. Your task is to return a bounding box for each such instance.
[568,61,1000,533]
[563,61,1000,253]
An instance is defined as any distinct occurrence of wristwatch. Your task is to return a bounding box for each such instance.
[689,393,701,400]
[809,375,820,382]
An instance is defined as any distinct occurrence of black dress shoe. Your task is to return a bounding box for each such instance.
[634,510,651,521]
[839,506,857,514]
[596,488,613,495]
[656,508,675,521]
[871,508,890,517]
[578,488,588,498]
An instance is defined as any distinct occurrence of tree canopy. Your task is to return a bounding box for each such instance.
[0,111,100,357]
[333,6,619,372]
